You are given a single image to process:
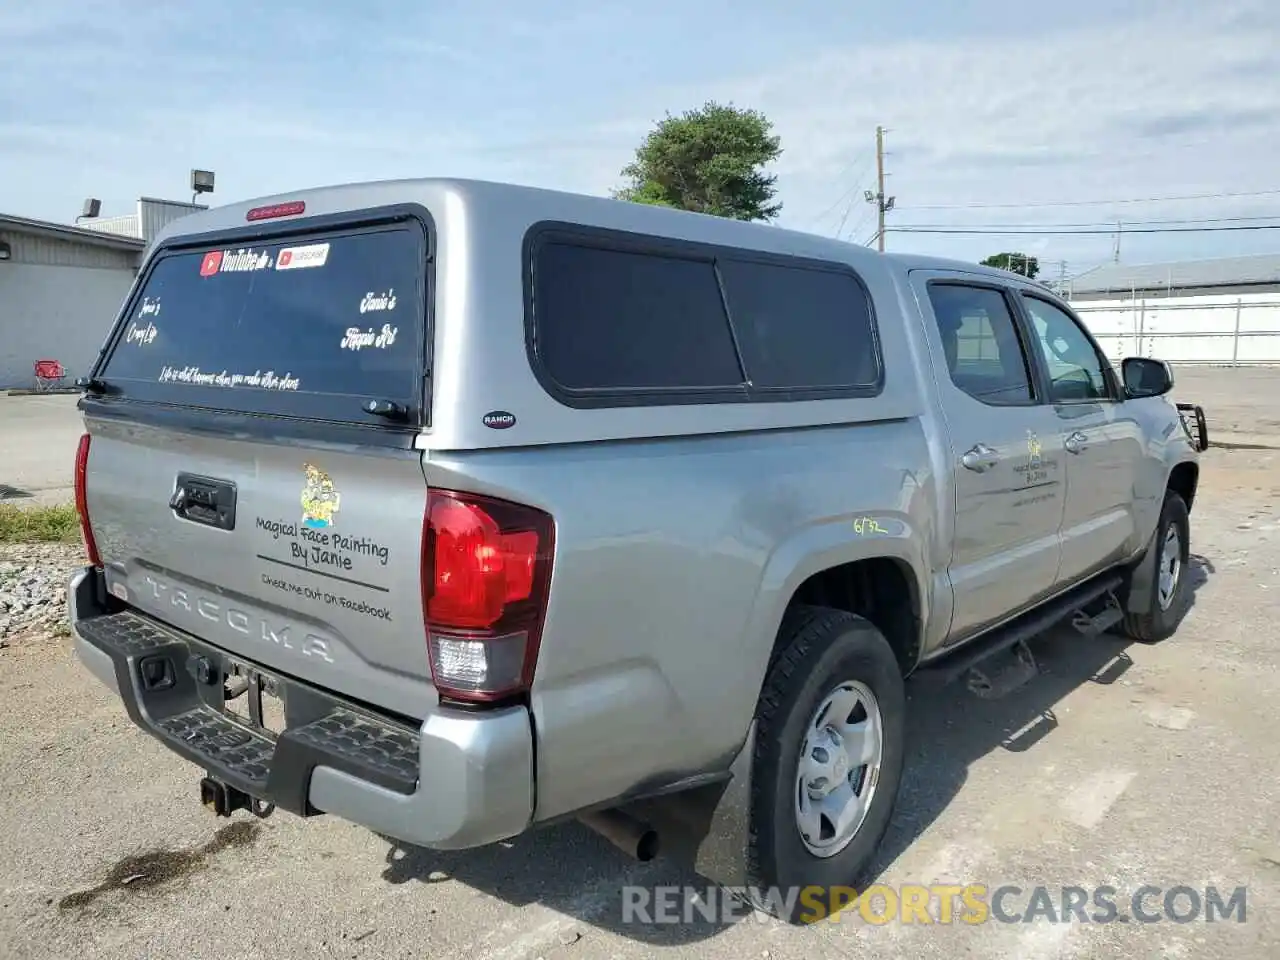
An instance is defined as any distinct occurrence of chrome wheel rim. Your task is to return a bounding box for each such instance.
[794,680,883,858]
[1157,525,1182,611]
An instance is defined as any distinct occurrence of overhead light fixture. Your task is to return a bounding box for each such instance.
[191,169,216,194]
[191,169,216,204]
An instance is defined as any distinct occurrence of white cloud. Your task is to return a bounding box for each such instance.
[674,2,1277,210]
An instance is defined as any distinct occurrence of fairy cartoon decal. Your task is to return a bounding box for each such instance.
[301,463,341,529]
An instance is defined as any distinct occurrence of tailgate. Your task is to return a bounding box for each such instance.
[79,210,437,718]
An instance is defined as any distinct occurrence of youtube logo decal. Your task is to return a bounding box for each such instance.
[197,244,320,278]
[199,251,223,277]
[198,248,272,276]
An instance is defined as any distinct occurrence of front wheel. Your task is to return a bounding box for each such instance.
[1119,491,1191,643]
[746,605,906,923]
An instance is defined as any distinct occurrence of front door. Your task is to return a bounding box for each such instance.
[1016,292,1141,585]
[912,273,1068,643]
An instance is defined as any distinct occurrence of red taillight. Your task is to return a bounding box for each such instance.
[245,200,305,221]
[421,490,554,703]
[74,433,102,567]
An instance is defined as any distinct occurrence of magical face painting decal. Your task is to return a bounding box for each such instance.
[301,463,341,529]
[1026,430,1043,467]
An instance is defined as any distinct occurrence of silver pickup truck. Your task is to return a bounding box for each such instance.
[67,179,1207,922]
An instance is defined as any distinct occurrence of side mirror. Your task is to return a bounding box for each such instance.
[1121,356,1173,399]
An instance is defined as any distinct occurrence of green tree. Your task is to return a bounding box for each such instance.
[613,101,783,221]
[981,252,1040,279]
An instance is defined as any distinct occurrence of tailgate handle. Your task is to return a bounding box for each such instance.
[170,473,238,531]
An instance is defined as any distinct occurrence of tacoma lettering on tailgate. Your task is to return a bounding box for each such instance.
[144,575,334,663]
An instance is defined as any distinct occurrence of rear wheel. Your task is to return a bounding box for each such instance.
[1119,491,1191,643]
[746,605,906,924]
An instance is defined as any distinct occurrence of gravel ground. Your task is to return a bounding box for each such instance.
[0,449,1277,960]
[0,543,83,641]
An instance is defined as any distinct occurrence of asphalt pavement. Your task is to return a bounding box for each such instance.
[0,394,82,506]
[1169,366,1280,449]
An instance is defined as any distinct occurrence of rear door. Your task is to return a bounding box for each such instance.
[79,207,437,719]
[911,272,1068,643]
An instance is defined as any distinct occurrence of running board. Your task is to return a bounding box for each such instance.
[914,572,1126,687]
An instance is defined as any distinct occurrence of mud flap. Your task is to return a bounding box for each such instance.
[620,721,756,890]
[1120,520,1162,616]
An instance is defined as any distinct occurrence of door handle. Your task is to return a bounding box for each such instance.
[170,473,238,530]
[961,443,999,473]
[1064,431,1088,454]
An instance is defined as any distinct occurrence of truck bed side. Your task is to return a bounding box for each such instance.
[422,417,939,822]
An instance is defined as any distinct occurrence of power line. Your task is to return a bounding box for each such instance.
[896,188,1280,212]
[897,213,1280,230]
[832,160,882,241]
[802,152,876,228]
[841,169,885,241]
[829,159,881,240]
[833,191,862,240]
[825,182,868,237]
[844,201,877,244]
[888,223,1280,236]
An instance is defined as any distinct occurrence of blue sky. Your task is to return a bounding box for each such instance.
[2,0,1278,281]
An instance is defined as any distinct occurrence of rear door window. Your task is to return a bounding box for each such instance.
[926,282,1036,405]
[100,222,427,422]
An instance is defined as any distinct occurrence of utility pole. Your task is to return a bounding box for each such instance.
[864,125,895,251]
[1112,221,1122,263]
[875,126,886,252]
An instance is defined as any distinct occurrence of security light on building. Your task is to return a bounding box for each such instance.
[191,169,215,196]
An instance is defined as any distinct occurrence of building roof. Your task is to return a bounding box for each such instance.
[74,198,209,245]
[1068,252,1280,295]
[0,212,146,252]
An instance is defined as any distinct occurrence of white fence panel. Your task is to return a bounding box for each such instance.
[1072,293,1280,365]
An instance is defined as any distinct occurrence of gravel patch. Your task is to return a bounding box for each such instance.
[0,543,86,642]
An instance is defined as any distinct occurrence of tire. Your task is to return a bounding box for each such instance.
[746,605,906,924]
[1119,491,1191,643]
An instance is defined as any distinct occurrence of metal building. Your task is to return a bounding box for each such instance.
[76,197,209,248]
[1064,254,1280,366]
[0,198,205,390]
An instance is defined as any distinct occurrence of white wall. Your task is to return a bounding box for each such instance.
[1072,291,1280,365]
[0,262,137,389]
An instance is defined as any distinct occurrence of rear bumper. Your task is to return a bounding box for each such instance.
[66,566,533,850]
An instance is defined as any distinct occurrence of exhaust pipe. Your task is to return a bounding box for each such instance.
[578,808,660,862]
